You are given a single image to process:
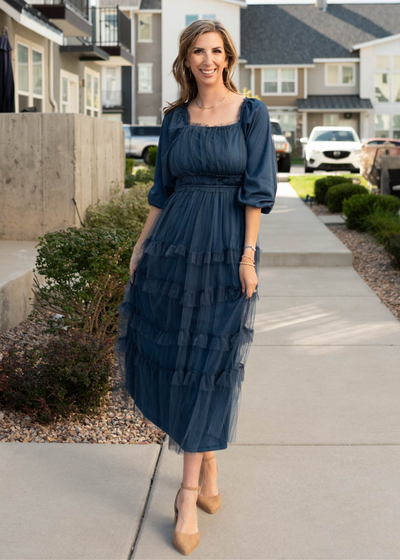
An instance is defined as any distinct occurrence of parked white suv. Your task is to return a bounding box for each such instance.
[301,126,362,173]
[123,124,161,163]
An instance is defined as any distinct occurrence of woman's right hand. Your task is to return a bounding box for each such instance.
[130,247,143,284]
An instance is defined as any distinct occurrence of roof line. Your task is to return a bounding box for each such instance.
[352,32,400,50]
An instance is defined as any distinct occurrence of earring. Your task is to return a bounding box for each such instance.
[223,67,229,84]
[189,67,192,78]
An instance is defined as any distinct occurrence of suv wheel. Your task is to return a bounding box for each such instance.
[142,148,150,164]
[304,159,313,173]
[281,155,291,173]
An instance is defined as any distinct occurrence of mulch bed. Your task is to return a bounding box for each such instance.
[0,311,166,445]
[2,201,399,443]
[306,201,400,322]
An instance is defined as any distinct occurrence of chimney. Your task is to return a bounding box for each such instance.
[315,0,327,10]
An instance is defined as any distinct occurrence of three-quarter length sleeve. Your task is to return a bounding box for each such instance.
[237,100,278,215]
[147,110,174,209]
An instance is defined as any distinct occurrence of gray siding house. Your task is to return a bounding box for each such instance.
[240,0,400,155]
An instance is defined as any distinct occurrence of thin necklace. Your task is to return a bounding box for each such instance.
[195,91,229,110]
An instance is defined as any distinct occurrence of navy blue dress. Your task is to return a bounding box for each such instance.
[114,96,278,455]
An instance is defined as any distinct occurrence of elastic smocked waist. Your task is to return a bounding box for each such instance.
[175,174,243,189]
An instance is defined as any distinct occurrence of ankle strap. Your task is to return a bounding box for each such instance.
[202,454,215,462]
[181,483,199,491]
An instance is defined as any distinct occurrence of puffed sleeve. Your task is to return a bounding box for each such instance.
[147,109,175,208]
[237,99,278,215]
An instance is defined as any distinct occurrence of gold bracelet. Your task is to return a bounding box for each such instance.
[241,254,255,262]
[239,261,255,266]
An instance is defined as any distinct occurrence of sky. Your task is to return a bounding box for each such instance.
[247,0,400,4]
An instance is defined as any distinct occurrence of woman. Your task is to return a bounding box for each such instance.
[114,19,277,556]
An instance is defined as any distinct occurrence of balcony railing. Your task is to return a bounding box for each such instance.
[90,7,131,52]
[31,0,89,20]
[102,90,123,108]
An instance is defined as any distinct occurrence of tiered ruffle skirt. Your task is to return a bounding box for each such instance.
[113,176,260,454]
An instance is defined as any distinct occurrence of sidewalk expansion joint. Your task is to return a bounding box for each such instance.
[129,443,164,560]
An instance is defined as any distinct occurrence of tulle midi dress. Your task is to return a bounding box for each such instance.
[114,96,278,455]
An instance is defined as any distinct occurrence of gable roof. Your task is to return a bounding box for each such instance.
[241,3,400,65]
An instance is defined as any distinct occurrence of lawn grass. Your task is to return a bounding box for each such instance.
[288,174,370,199]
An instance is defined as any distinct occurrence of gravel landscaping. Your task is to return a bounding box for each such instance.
[306,201,400,322]
[0,311,166,445]
[1,194,399,445]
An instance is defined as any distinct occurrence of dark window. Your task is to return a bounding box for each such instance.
[271,122,282,136]
[313,130,356,142]
[129,126,161,137]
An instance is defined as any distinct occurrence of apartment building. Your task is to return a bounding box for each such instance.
[0,0,133,117]
[240,1,400,155]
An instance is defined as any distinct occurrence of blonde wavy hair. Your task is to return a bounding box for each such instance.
[164,19,239,116]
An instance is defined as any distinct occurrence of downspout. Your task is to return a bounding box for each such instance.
[48,39,58,112]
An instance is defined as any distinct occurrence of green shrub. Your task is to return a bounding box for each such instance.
[31,226,136,345]
[125,174,136,189]
[124,166,154,188]
[148,146,157,167]
[134,167,155,184]
[326,183,368,213]
[0,332,112,423]
[342,193,400,231]
[364,205,400,248]
[125,158,135,176]
[314,176,353,205]
[85,184,150,231]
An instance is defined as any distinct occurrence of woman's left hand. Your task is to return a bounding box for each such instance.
[239,264,258,299]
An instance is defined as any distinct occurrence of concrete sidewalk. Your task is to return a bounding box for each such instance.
[133,182,400,559]
[1,181,400,559]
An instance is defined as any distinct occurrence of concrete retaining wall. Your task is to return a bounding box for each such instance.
[0,114,125,241]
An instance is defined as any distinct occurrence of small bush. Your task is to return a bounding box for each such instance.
[134,167,155,184]
[85,184,150,231]
[125,158,135,176]
[125,167,154,188]
[314,176,353,205]
[31,226,136,344]
[148,146,157,167]
[364,205,400,248]
[342,193,400,231]
[0,332,112,423]
[326,183,368,213]
[125,174,136,189]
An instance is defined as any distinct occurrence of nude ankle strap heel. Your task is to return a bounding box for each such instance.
[197,454,221,514]
[172,484,200,556]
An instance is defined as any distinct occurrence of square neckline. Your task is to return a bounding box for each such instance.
[184,95,248,129]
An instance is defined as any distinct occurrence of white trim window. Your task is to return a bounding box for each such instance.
[15,36,44,112]
[262,68,297,96]
[85,68,100,117]
[325,63,355,86]
[374,56,390,103]
[393,56,400,103]
[324,113,339,126]
[60,69,79,113]
[138,13,152,42]
[186,14,198,26]
[138,63,153,94]
[393,115,400,139]
[374,114,390,138]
